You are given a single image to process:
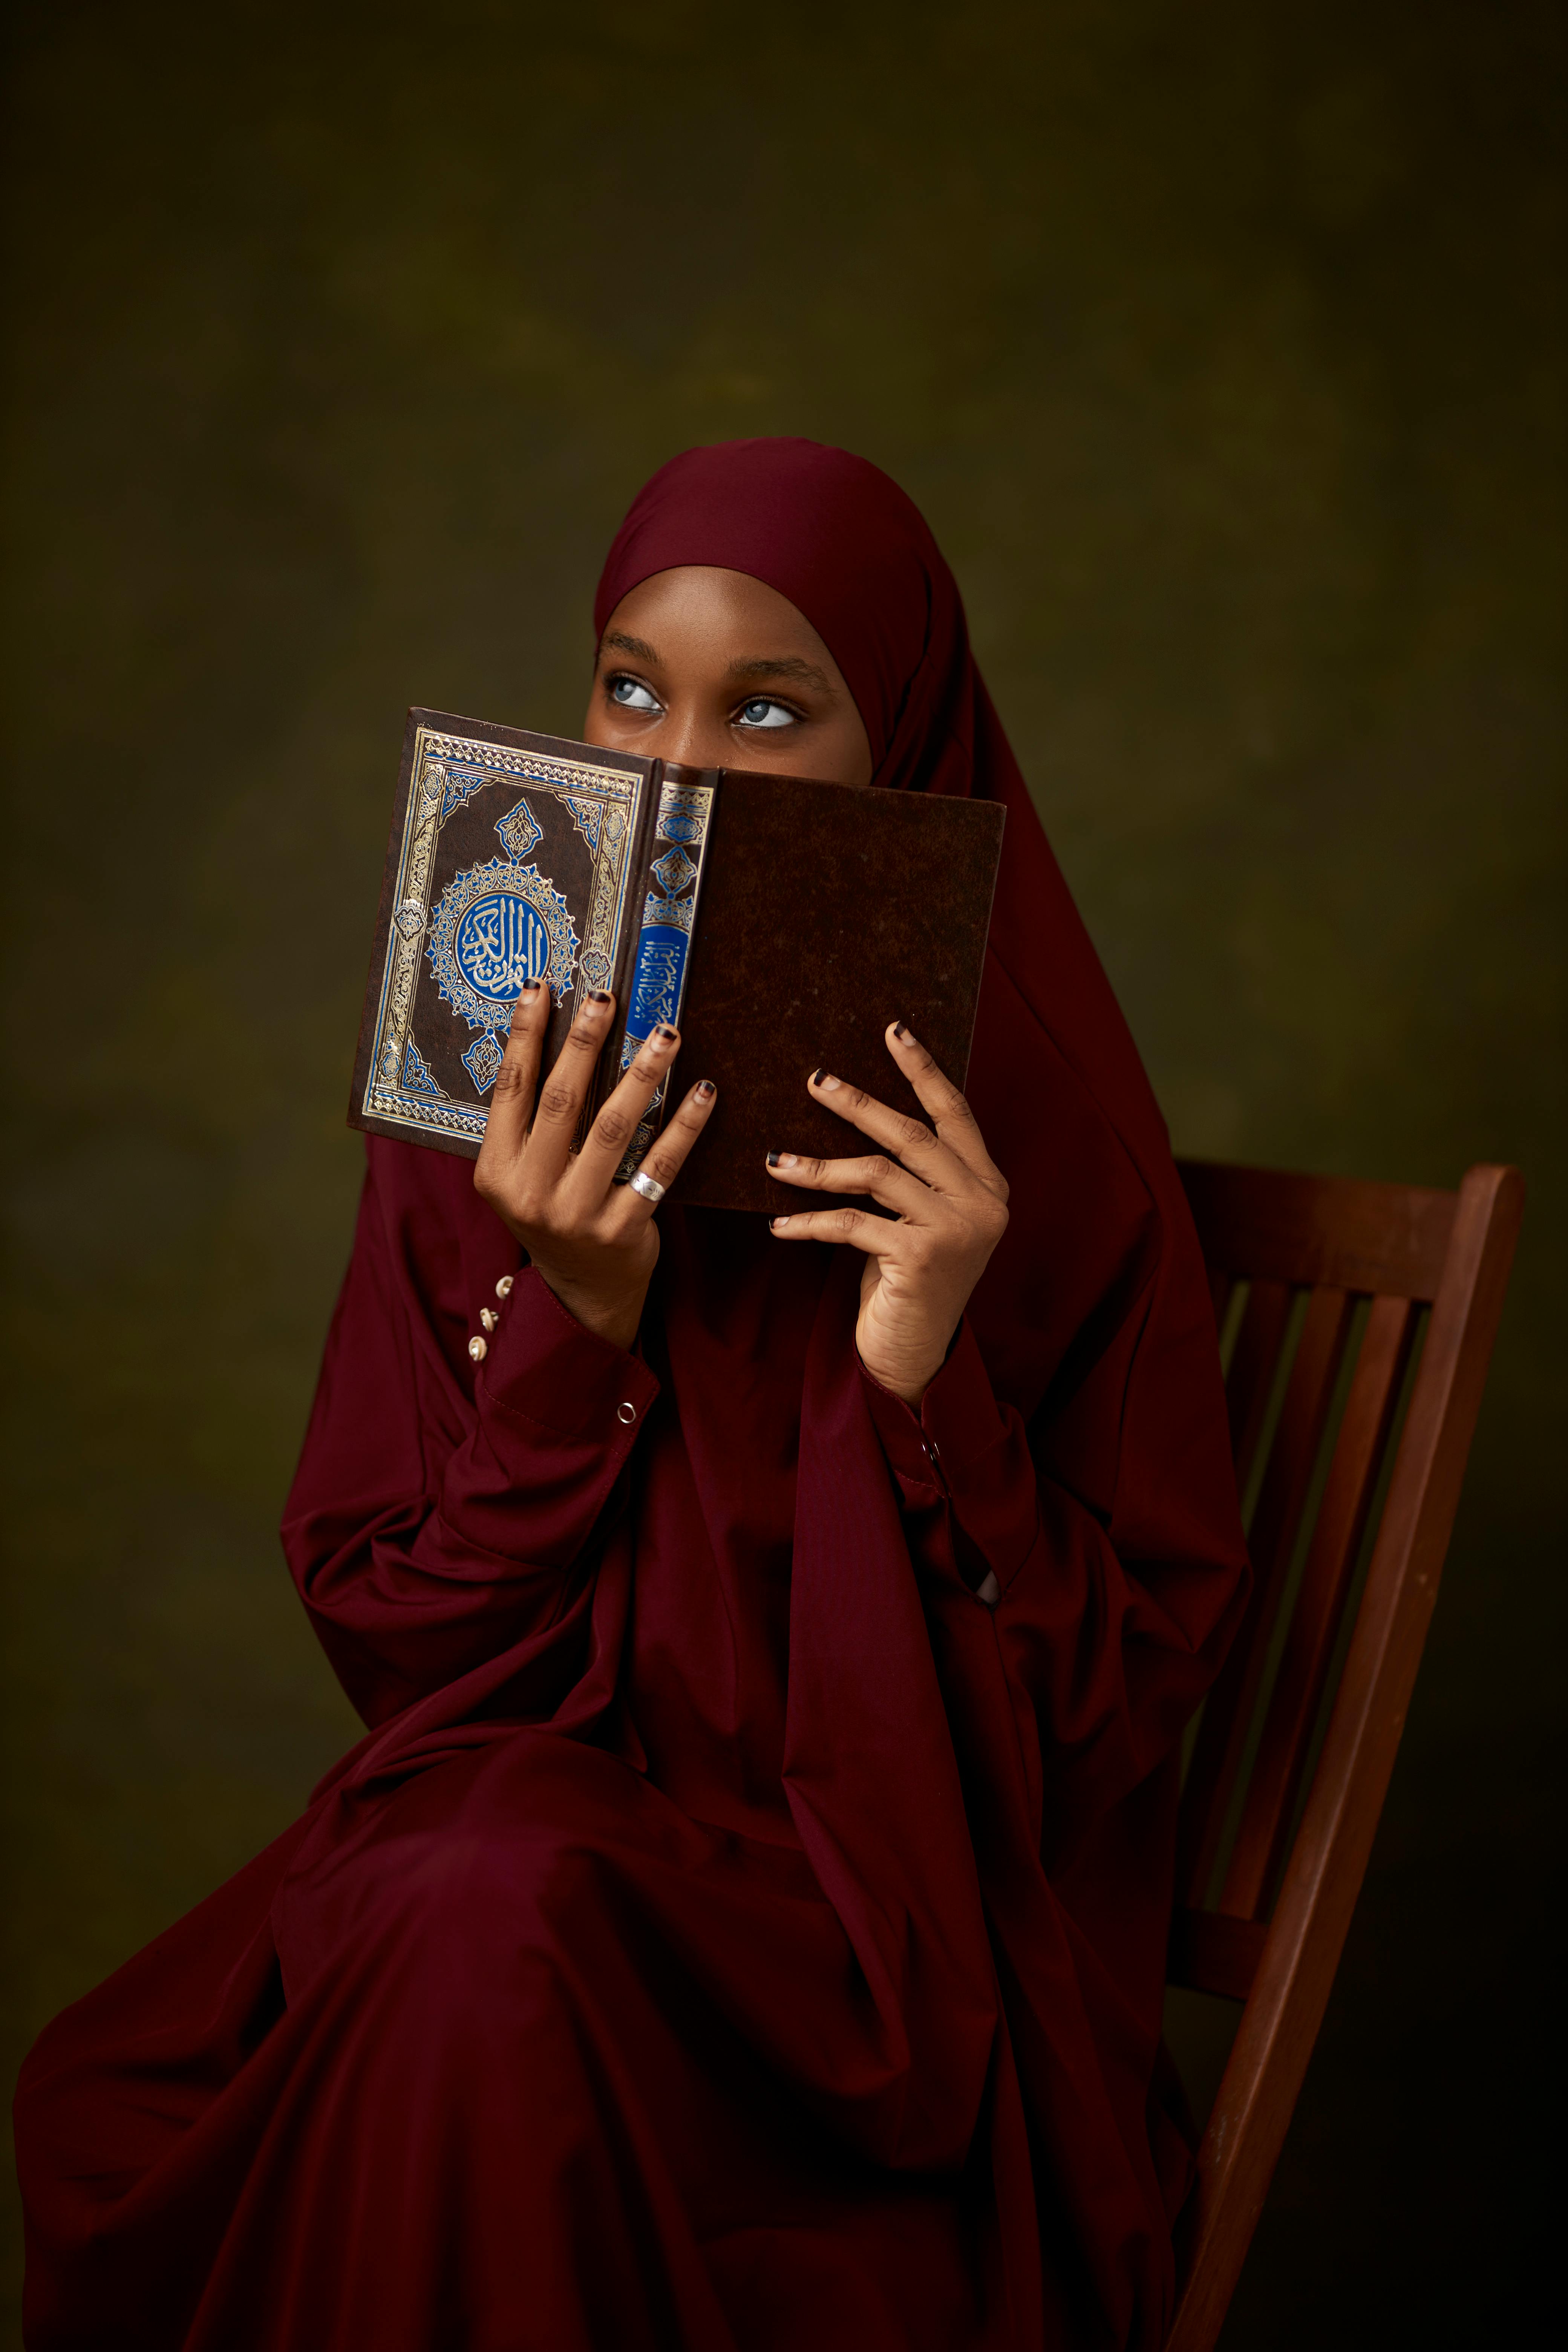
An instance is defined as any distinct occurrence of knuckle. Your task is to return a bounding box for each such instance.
[835,1207,861,1237]
[894,1117,932,1153]
[537,1082,576,1123]
[595,1107,632,1150]
[865,1154,895,1185]
[492,1062,527,1100]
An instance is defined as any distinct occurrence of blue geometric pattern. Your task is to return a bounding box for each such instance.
[561,794,602,852]
[439,765,495,822]
[462,1030,506,1095]
[650,846,697,896]
[494,798,542,862]
[401,1038,444,1096]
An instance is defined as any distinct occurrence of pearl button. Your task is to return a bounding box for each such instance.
[468,1335,487,1362]
[480,1308,498,1331]
[616,1400,636,1425]
[496,1275,514,1300]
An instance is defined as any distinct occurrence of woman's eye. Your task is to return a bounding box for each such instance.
[735,698,796,730]
[608,676,662,713]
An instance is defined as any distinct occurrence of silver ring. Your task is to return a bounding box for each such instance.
[628,1167,666,1206]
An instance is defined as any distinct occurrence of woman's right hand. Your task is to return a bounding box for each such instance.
[474,980,716,1351]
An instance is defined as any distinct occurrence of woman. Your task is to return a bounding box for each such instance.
[16,438,1249,2352]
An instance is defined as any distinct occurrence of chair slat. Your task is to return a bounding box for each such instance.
[1179,1161,1456,1299]
[1165,1162,1523,2352]
[1216,1294,1419,1920]
[1167,1906,1266,2003]
[1177,1285,1357,1908]
[1224,1279,1294,1492]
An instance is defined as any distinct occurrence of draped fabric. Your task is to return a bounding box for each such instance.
[15,439,1248,2352]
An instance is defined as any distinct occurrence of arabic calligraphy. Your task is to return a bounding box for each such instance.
[454,891,548,1003]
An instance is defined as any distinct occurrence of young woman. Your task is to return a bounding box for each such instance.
[17,439,1249,2352]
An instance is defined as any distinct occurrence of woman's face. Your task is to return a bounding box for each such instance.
[583,565,874,786]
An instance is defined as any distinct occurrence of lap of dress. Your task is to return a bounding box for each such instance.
[16,1734,989,2352]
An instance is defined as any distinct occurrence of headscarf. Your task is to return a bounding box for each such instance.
[279,438,1247,2349]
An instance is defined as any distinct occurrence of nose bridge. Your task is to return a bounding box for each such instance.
[652,685,732,774]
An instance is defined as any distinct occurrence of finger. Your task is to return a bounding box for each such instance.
[764,1147,936,1221]
[802,1064,973,1199]
[768,1203,909,1254]
[475,978,550,1172]
[526,987,618,1183]
[609,1078,720,1223]
[882,1024,1007,1195]
[571,1021,684,1197]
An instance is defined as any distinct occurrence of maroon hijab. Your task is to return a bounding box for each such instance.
[596,436,1213,1428]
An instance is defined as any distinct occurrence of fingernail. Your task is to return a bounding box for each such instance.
[654,1023,678,1042]
[587,990,611,1006]
[771,1215,791,1230]
[694,1079,716,1100]
[766,1150,798,1169]
[891,1020,908,1040]
[812,1069,840,1092]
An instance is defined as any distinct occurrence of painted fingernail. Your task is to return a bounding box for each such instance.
[654,1023,678,1041]
[766,1150,798,1169]
[694,1079,716,1100]
[587,989,611,1005]
[891,1021,908,1039]
[812,1069,841,1092]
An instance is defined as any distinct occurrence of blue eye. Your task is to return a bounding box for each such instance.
[609,676,661,712]
[736,698,794,730]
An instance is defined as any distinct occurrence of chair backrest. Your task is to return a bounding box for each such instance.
[1164,1158,1524,2352]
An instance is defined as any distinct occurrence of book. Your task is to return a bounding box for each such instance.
[349,709,1005,1215]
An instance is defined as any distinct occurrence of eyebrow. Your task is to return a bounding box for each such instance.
[600,629,662,665]
[725,654,833,694]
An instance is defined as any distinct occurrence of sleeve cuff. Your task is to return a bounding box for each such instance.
[478,1268,660,1445]
[858,1317,1009,1490]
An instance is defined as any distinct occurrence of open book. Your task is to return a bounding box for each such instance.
[350,709,1004,1214]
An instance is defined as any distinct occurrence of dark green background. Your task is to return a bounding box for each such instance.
[3,1,1562,2343]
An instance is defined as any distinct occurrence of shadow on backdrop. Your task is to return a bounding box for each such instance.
[3,2,1562,2345]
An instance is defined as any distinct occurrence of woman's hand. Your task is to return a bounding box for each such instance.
[474,980,717,1351]
[766,1026,1009,1405]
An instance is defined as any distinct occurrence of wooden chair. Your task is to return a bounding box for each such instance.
[1163,1157,1524,2351]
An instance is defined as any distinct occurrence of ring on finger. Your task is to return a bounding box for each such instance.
[628,1167,667,1206]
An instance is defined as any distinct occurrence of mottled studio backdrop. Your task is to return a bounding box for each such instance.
[2,1,1562,2343]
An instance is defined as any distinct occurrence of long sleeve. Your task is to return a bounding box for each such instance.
[860,1320,1037,1606]
[282,1142,658,1726]
[864,1305,1248,1831]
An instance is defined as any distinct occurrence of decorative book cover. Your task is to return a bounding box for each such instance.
[350,709,1005,1215]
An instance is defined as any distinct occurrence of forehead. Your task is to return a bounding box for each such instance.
[599,566,835,665]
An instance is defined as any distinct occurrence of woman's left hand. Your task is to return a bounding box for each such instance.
[767,1026,1010,1405]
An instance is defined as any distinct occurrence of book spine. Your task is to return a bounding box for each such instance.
[609,766,719,1176]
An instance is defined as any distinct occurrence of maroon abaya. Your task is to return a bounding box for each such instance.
[15,440,1249,2352]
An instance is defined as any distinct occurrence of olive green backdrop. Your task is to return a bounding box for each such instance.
[3,0,1562,2342]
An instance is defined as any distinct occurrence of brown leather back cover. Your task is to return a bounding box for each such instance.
[670,767,1004,1214]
